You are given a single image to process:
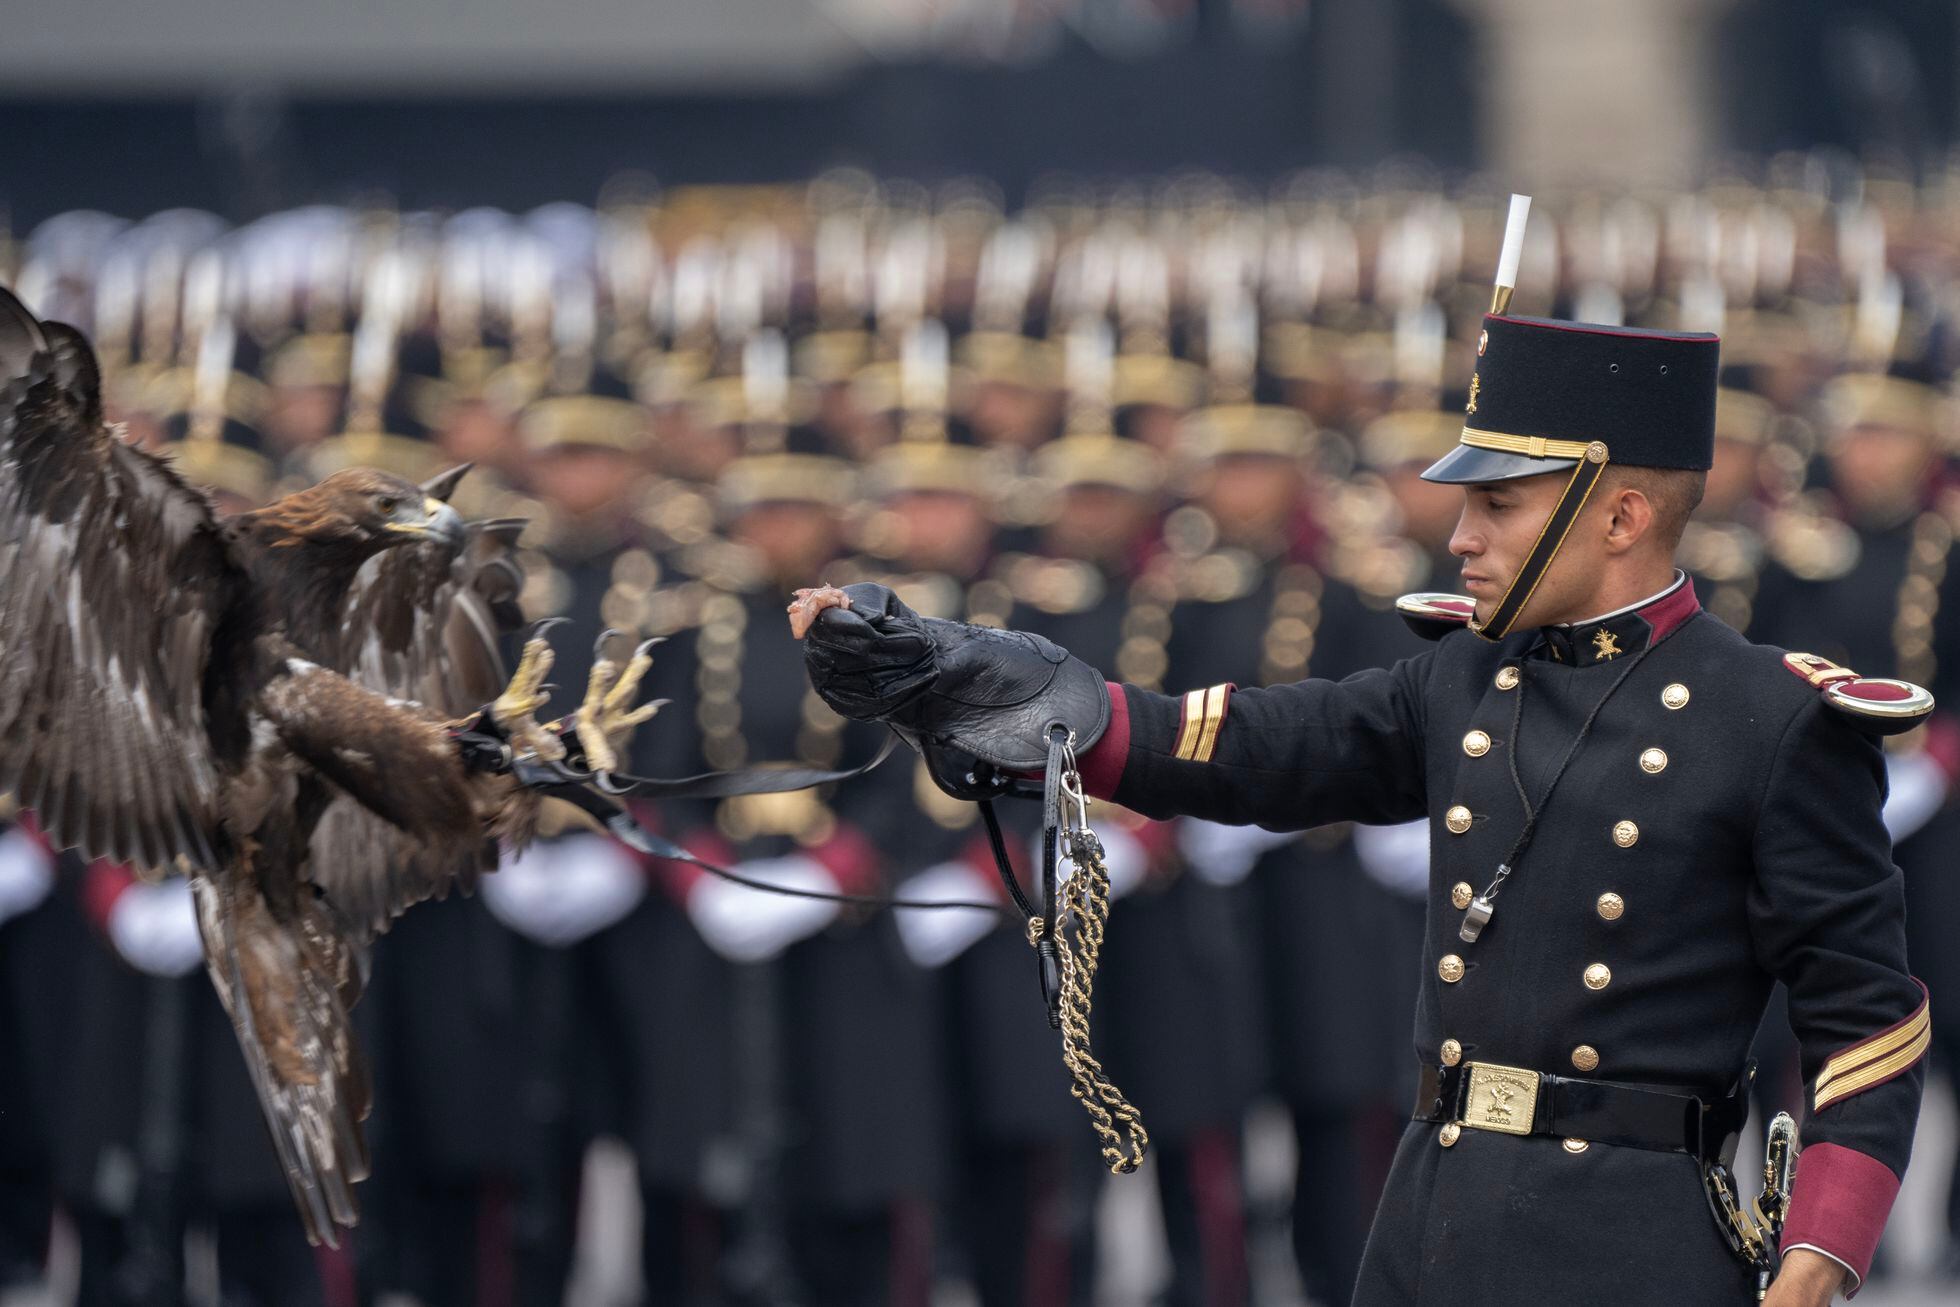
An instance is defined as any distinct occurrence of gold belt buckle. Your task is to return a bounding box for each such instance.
[1461,1062,1540,1136]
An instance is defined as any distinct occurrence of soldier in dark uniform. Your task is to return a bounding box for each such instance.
[647,397,952,1306]
[828,344,1104,1306]
[1171,402,1446,1307]
[1004,397,1267,1307]
[795,310,1928,1307]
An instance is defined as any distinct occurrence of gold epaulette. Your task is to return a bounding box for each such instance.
[1395,592,1477,641]
[1781,652,1935,736]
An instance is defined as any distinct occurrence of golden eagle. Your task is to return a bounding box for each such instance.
[0,287,653,1246]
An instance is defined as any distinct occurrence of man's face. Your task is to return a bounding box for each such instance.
[1449,470,1606,629]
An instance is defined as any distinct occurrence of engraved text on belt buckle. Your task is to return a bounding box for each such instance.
[1461,1062,1540,1136]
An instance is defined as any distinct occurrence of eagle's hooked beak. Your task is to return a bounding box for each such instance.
[388,497,467,550]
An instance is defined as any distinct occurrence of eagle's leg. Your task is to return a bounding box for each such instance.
[491,618,568,762]
[568,632,667,774]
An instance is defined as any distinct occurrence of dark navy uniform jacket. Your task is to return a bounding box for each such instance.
[1073,577,1925,1303]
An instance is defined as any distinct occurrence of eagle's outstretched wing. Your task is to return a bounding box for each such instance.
[306,509,529,939]
[0,287,240,872]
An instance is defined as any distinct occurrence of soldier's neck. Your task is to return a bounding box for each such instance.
[1549,565,1684,629]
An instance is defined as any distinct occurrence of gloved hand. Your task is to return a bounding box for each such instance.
[1176,818,1295,887]
[1353,818,1431,899]
[0,827,54,927]
[893,860,1000,968]
[1882,747,1949,843]
[482,834,647,947]
[108,878,205,977]
[794,582,1110,780]
[686,854,842,963]
[1040,823,1149,900]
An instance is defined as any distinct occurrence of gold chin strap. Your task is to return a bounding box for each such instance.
[1469,440,1612,641]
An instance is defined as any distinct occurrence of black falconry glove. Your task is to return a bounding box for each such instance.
[801,582,1110,800]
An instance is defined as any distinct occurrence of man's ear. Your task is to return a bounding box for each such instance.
[1602,484,1655,555]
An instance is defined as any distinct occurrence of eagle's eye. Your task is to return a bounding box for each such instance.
[375,495,400,515]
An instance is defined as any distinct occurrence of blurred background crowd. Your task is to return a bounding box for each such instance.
[3,2,1960,1307]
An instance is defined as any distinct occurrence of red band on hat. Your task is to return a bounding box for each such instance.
[1488,314,1719,344]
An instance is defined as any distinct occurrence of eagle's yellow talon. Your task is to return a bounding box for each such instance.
[492,636,566,762]
[569,641,664,771]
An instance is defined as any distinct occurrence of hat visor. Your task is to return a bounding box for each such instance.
[1419,442,1579,485]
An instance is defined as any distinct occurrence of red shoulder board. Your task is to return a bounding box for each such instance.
[1782,652,1935,736]
[1396,592,1477,642]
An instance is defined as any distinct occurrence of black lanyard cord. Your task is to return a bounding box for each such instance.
[1473,641,1656,921]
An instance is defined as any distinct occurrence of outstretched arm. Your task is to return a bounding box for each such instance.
[796,582,1432,832]
[1079,668,1431,830]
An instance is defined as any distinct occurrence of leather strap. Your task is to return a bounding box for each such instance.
[1471,442,1610,641]
[1415,1063,1747,1162]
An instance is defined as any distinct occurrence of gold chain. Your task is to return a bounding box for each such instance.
[1049,823,1150,1175]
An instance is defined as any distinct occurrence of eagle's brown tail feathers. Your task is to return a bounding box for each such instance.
[193,873,371,1247]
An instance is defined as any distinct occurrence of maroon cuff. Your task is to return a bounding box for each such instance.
[1078,683,1131,801]
[1780,1141,1901,1291]
[806,823,881,896]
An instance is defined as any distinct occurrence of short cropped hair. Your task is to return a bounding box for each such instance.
[1606,465,1707,552]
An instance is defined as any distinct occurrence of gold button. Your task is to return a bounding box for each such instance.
[1639,748,1668,774]
[1451,881,1474,909]
[1446,806,1473,834]
[1612,820,1639,848]
[1563,1138,1590,1154]
[1571,1044,1600,1072]
[1495,666,1520,691]
[1662,683,1690,710]
[1439,1123,1462,1147]
[1596,892,1625,921]
[1439,954,1466,983]
[1462,730,1491,757]
[1440,1039,1463,1067]
[1584,963,1612,990]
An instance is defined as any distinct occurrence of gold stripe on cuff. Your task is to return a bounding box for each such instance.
[1193,684,1230,763]
[1174,690,1206,761]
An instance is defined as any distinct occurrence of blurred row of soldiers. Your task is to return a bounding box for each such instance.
[3,161,1960,1305]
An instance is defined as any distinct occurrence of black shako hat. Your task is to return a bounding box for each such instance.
[1422,315,1720,485]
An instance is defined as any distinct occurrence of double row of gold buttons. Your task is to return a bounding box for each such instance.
[1434,669,1692,1152]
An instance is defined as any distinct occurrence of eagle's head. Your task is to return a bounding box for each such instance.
[253,468,466,556]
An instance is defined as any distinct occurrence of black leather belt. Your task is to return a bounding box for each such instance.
[1415,1061,1747,1163]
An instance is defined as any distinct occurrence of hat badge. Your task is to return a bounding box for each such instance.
[1466,372,1481,415]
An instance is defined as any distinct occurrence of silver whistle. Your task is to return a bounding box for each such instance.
[1459,895,1495,943]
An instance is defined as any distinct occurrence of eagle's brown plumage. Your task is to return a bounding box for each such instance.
[0,287,548,1246]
